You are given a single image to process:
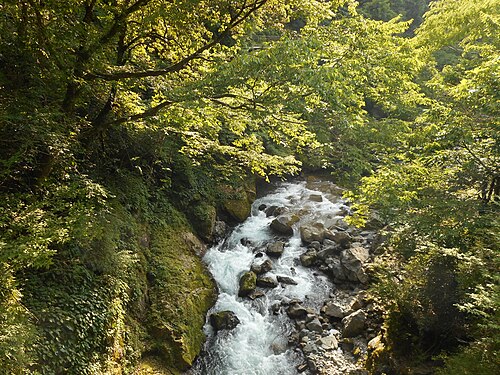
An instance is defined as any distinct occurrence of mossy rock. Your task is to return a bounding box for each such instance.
[188,202,216,241]
[148,216,217,371]
[220,177,257,223]
[238,271,257,297]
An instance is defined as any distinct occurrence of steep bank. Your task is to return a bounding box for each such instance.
[12,171,259,374]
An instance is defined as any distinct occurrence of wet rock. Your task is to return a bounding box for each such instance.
[238,271,257,297]
[270,215,297,235]
[317,335,338,350]
[309,194,323,202]
[300,250,318,267]
[342,310,366,338]
[265,205,287,217]
[300,224,325,244]
[277,275,298,285]
[248,290,265,300]
[210,311,240,331]
[272,341,287,354]
[258,204,267,211]
[251,259,273,274]
[322,301,346,319]
[266,241,285,257]
[256,276,279,288]
[254,252,264,258]
[306,318,323,333]
[213,220,229,242]
[287,303,308,319]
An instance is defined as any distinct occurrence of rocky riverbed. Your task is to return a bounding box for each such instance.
[191,177,385,375]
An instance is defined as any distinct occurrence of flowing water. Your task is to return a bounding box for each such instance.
[191,181,349,375]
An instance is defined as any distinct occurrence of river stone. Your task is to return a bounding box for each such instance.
[238,271,257,297]
[256,276,279,288]
[317,335,339,350]
[266,241,285,257]
[210,311,240,331]
[265,205,287,217]
[300,250,318,267]
[251,259,273,274]
[287,303,308,319]
[322,301,346,319]
[306,318,323,333]
[309,194,323,202]
[342,310,366,338]
[277,275,298,285]
[331,231,352,248]
[248,291,265,300]
[302,342,317,354]
[270,215,297,236]
[300,224,325,244]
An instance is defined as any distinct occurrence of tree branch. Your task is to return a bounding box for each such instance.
[84,0,268,81]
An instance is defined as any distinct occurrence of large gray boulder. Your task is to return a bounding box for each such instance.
[306,318,323,333]
[322,301,346,319]
[342,309,366,338]
[270,215,298,236]
[210,311,240,331]
[287,303,308,319]
[251,259,273,274]
[300,224,325,244]
[238,271,257,297]
[266,241,285,257]
[340,246,370,283]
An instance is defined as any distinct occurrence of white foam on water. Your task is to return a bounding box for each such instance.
[191,181,346,374]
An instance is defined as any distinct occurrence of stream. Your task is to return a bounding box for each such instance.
[190,180,372,375]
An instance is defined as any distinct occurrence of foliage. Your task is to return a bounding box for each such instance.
[348,0,500,372]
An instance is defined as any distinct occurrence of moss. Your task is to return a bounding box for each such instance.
[147,214,216,370]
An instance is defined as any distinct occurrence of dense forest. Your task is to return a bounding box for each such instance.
[0,0,498,374]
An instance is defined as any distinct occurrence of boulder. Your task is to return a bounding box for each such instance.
[266,241,285,257]
[210,311,240,331]
[300,250,318,267]
[265,205,287,217]
[287,303,308,319]
[251,259,273,275]
[342,310,366,338]
[317,335,338,350]
[327,258,347,281]
[238,271,257,297]
[309,194,323,202]
[331,231,352,248]
[300,224,325,244]
[308,241,322,250]
[322,301,346,319]
[256,276,279,288]
[270,215,297,236]
[277,275,298,286]
[341,246,370,283]
[306,318,323,333]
